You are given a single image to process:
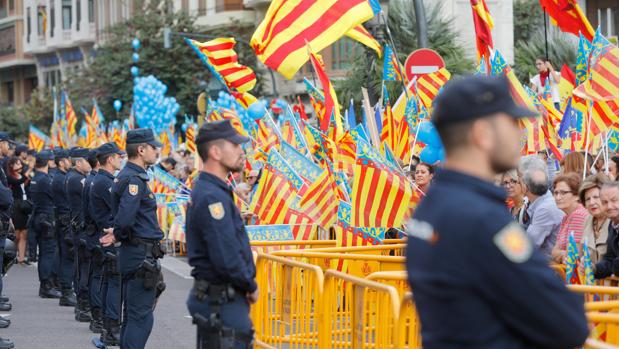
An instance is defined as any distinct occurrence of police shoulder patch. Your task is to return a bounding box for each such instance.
[493,222,532,263]
[208,202,225,220]
[80,178,85,186]
[128,184,139,196]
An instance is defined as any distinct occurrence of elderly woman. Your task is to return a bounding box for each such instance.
[550,172,590,264]
[580,173,610,264]
[501,170,528,227]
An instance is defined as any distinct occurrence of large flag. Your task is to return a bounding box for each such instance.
[416,68,451,110]
[186,38,257,93]
[574,41,619,102]
[251,0,378,79]
[28,125,48,151]
[309,47,343,136]
[470,0,494,60]
[63,91,78,139]
[539,0,594,41]
[249,164,297,224]
[345,24,382,57]
[299,168,339,228]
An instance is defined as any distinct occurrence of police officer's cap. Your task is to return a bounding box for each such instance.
[87,149,99,163]
[15,144,28,155]
[97,142,125,157]
[0,132,11,142]
[36,150,54,161]
[53,148,69,159]
[126,128,162,148]
[69,147,89,158]
[195,120,250,145]
[432,75,538,126]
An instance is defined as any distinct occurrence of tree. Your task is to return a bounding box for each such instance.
[1,88,54,140]
[335,0,473,107]
[513,0,544,45]
[64,0,261,123]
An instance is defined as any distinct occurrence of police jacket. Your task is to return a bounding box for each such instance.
[186,172,257,294]
[52,169,70,217]
[65,169,86,222]
[406,169,588,349]
[111,162,162,241]
[30,170,54,215]
[91,169,115,230]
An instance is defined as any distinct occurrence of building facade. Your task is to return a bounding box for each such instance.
[0,0,37,106]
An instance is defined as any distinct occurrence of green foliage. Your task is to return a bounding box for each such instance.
[513,30,578,82]
[335,0,473,107]
[513,0,544,44]
[1,88,54,140]
[64,0,260,123]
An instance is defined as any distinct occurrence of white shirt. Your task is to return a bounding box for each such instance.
[531,74,561,103]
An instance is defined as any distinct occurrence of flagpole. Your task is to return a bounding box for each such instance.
[582,101,593,180]
[542,6,549,61]
[380,12,411,101]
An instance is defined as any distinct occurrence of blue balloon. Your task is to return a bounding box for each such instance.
[113,100,122,112]
[132,53,140,63]
[419,146,444,164]
[248,100,267,120]
[131,66,139,77]
[416,121,442,148]
[132,38,141,51]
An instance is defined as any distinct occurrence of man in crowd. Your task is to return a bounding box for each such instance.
[519,155,564,257]
[595,182,619,278]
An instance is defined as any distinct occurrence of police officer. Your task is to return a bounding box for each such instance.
[100,129,165,349]
[186,120,257,349]
[51,148,76,306]
[405,75,588,349]
[30,150,61,299]
[0,133,14,349]
[65,147,91,318]
[78,149,99,325]
[91,142,125,345]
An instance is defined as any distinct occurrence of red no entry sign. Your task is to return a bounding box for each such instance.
[404,48,445,81]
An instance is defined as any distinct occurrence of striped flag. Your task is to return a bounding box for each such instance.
[345,24,382,57]
[63,91,78,139]
[539,0,594,41]
[416,68,451,110]
[309,47,343,136]
[574,42,619,102]
[470,0,494,60]
[299,168,339,228]
[350,147,413,227]
[230,91,258,109]
[185,123,196,154]
[250,0,377,79]
[249,164,297,224]
[28,125,49,151]
[335,131,356,174]
[186,38,257,93]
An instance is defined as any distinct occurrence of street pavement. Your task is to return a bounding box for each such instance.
[1,256,196,348]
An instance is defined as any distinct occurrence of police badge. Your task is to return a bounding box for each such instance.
[208,202,225,220]
[128,184,139,196]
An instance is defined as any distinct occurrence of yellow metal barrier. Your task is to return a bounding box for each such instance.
[586,339,619,348]
[251,240,337,254]
[570,285,619,302]
[251,253,324,348]
[321,269,400,349]
[366,271,409,297]
[588,312,619,345]
[271,251,404,278]
[397,292,421,349]
[274,244,407,257]
[550,263,566,280]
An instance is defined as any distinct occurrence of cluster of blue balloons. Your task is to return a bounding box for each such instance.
[209,91,254,131]
[133,75,179,134]
[416,121,446,164]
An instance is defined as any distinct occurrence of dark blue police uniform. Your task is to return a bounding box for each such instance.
[65,147,89,293]
[51,149,74,301]
[30,151,60,297]
[405,75,588,349]
[111,129,163,349]
[0,162,12,305]
[185,120,255,349]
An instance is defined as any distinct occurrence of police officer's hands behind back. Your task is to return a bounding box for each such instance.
[100,227,115,247]
[247,288,259,304]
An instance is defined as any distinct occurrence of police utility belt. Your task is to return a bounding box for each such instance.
[125,238,166,295]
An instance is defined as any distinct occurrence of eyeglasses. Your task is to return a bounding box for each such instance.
[553,190,573,197]
[502,179,518,187]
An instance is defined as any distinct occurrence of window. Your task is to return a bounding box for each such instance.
[37,7,44,35]
[50,1,55,37]
[76,0,81,30]
[88,0,94,23]
[6,82,14,105]
[0,1,6,19]
[198,0,206,15]
[62,0,72,30]
[9,0,13,11]
[598,7,618,37]
[331,38,355,71]
[27,7,31,42]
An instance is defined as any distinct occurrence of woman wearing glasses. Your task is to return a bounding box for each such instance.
[550,173,590,264]
[579,173,610,264]
[501,170,529,227]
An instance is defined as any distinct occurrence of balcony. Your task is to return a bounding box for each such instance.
[195,0,255,28]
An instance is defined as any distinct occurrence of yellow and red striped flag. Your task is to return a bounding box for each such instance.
[64,93,78,138]
[251,0,376,79]
[335,131,356,174]
[299,168,339,229]
[380,101,398,155]
[159,131,170,156]
[350,162,413,228]
[249,164,297,224]
[309,47,343,137]
[416,68,451,110]
[28,125,48,151]
[185,123,196,154]
[186,38,257,93]
[230,91,258,109]
[470,0,494,60]
[574,43,619,102]
[345,24,382,57]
